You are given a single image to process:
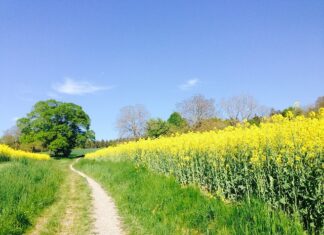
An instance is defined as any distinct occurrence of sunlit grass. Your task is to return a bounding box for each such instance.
[0,159,64,235]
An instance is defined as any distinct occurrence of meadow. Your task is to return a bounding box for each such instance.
[0,147,92,235]
[85,110,324,234]
[0,110,322,234]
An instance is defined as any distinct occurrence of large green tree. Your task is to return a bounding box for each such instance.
[17,100,94,157]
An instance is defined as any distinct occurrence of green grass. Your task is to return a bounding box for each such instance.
[0,154,10,162]
[0,162,11,170]
[75,159,305,235]
[27,159,93,235]
[0,159,64,235]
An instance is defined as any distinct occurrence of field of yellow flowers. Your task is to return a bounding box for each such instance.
[86,109,324,233]
[0,144,50,161]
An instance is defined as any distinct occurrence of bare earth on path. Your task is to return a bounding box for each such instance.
[70,159,124,235]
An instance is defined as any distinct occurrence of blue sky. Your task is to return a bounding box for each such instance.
[0,0,323,140]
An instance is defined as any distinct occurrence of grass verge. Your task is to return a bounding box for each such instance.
[76,159,305,235]
[27,159,93,235]
[0,159,63,235]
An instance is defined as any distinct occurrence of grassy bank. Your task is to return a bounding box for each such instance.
[76,159,304,235]
[0,159,64,235]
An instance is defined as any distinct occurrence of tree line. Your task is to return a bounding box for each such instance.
[0,95,323,156]
[115,94,324,139]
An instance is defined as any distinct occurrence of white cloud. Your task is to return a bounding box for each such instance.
[53,78,111,95]
[179,79,199,90]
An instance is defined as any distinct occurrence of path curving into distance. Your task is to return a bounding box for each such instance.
[70,159,123,235]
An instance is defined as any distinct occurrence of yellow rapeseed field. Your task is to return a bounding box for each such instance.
[0,144,50,161]
[86,109,324,232]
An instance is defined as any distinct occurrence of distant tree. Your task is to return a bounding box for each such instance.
[177,95,216,125]
[167,112,189,133]
[314,96,324,110]
[281,106,303,117]
[167,112,187,127]
[146,118,170,138]
[0,126,21,149]
[247,115,263,126]
[17,100,94,157]
[84,137,141,149]
[116,105,150,138]
[192,118,229,132]
[221,95,263,121]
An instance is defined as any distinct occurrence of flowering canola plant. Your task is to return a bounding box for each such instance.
[86,109,324,233]
[0,144,50,161]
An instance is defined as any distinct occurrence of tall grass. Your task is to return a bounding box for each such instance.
[0,153,10,162]
[76,159,305,235]
[0,159,64,235]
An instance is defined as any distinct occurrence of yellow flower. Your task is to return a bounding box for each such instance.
[85,113,323,181]
[0,144,50,160]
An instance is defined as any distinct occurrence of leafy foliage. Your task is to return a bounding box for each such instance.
[17,99,94,157]
[167,112,187,127]
[146,118,170,138]
[192,118,229,132]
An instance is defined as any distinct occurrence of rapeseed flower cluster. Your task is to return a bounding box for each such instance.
[0,144,50,161]
[86,109,324,232]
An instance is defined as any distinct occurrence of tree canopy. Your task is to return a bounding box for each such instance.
[167,112,187,128]
[17,100,94,157]
[146,118,170,138]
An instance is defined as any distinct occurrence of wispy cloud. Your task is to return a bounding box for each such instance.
[53,78,112,95]
[179,79,199,90]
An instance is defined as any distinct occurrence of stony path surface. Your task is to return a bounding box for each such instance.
[70,160,123,235]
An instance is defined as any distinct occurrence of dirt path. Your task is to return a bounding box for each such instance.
[27,160,92,235]
[70,160,123,235]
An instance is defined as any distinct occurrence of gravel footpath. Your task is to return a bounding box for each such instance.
[70,160,123,235]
